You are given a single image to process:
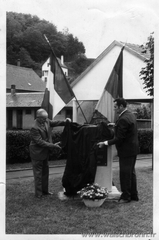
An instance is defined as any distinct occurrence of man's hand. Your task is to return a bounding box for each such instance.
[53,142,62,150]
[65,118,71,122]
[97,142,105,148]
[107,123,115,127]
[49,143,61,150]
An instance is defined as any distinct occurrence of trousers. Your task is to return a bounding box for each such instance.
[31,157,49,197]
[119,155,138,199]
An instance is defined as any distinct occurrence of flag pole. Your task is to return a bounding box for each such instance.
[43,34,88,123]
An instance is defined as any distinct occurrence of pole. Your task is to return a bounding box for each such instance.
[73,99,77,122]
[43,34,88,123]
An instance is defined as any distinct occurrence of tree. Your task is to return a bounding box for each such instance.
[139,33,154,96]
[136,104,151,119]
[7,12,86,76]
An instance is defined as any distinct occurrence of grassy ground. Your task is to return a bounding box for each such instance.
[6,167,153,234]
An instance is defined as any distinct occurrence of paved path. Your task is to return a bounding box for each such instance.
[6,155,153,183]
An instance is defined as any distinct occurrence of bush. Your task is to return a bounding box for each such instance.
[136,104,151,119]
[6,130,31,164]
[138,129,153,153]
[6,128,153,164]
[6,129,63,164]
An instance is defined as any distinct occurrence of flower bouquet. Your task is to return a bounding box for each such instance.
[80,183,108,207]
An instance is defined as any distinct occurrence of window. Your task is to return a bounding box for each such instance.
[17,110,23,129]
[25,109,31,115]
[44,77,47,83]
[65,108,72,120]
[7,109,13,129]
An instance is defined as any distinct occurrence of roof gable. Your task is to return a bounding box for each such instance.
[71,40,150,88]
[7,64,45,92]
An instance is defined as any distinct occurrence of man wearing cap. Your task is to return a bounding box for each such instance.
[29,108,71,199]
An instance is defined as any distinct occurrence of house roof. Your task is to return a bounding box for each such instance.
[71,40,150,88]
[6,92,44,107]
[6,92,74,108]
[7,64,45,92]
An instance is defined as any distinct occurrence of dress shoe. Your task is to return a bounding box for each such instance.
[43,192,54,195]
[131,196,139,201]
[118,197,131,203]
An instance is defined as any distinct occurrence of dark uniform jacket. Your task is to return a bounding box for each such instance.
[108,110,139,157]
[29,119,66,160]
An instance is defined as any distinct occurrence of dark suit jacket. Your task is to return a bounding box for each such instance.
[29,119,66,160]
[108,110,139,157]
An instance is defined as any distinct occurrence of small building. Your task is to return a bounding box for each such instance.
[6,64,46,129]
[41,56,68,83]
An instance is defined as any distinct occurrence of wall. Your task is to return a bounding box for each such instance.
[23,109,36,129]
[72,45,151,101]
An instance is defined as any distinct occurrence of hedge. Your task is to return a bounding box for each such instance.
[6,130,63,164]
[6,129,153,164]
[138,129,153,153]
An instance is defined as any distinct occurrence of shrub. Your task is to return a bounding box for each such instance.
[6,130,31,164]
[6,129,63,164]
[138,129,153,153]
[6,128,153,164]
[136,104,151,119]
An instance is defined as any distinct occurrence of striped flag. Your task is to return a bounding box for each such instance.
[95,46,124,122]
[41,53,74,119]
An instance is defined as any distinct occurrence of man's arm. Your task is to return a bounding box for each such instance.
[49,118,71,128]
[97,118,128,147]
[30,127,60,150]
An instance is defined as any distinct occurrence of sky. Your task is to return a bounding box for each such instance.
[3,0,159,58]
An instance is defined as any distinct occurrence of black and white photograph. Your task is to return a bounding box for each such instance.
[1,0,159,239]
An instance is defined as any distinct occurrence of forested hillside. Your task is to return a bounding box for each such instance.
[7,12,94,79]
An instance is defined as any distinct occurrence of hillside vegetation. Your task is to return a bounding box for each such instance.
[7,12,94,79]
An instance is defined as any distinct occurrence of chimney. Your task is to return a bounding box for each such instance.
[61,55,64,65]
[17,59,20,66]
[11,84,16,96]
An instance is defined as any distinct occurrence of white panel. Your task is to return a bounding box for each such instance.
[123,50,151,100]
[94,146,113,191]
[73,46,122,100]
[53,90,65,118]
[73,45,151,101]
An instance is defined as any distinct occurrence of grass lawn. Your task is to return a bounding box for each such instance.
[6,167,153,234]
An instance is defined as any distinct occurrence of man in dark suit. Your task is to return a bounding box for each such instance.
[97,98,139,203]
[29,108,71,199]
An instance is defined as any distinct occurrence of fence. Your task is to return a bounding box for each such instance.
[136,119,151,129]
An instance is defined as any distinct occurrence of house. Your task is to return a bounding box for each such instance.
[6,64,45,129]
[71,40,153,124]
[6,64,72,129]
[41,56,68,83]
[6,40,153,129]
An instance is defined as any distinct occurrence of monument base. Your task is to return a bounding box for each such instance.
[58,191,81,201]
[107,186,121,200]
[58,186,121,201]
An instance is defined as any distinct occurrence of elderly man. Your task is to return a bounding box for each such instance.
[97,98,139,203]
[29,108,71,199]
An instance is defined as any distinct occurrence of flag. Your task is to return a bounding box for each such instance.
[95,46,124,122]
[41,53,74,119]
